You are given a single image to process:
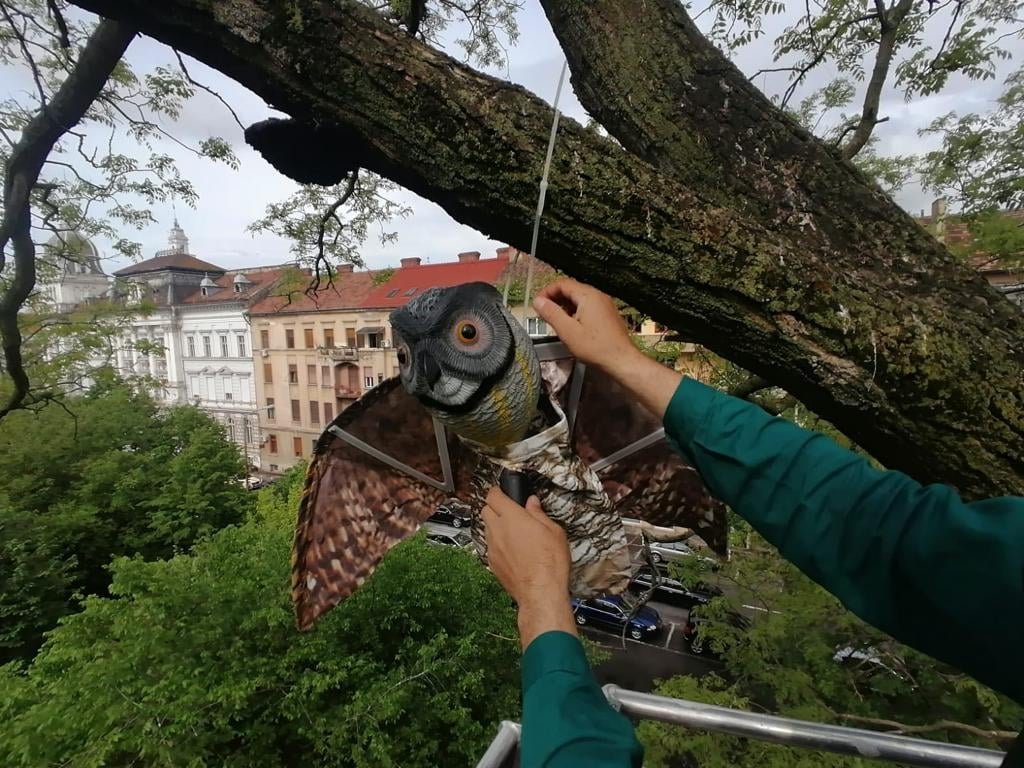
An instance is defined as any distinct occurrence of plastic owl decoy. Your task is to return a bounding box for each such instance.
[292,282,728,630]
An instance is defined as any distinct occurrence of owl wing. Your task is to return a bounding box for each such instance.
[292,377,477,630]
[536,340,730,555]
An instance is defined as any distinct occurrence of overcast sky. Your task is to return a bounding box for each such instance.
[3,2,1021,273]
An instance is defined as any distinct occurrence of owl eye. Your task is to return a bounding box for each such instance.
[396,344,411,367]
[455,321,479,345]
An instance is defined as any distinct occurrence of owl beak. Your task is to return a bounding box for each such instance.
[419,351,442,388]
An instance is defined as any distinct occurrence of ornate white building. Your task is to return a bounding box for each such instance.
[111,222,285,469]
[38,231,113,311]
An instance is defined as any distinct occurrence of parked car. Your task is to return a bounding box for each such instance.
[239,476,264,490]
[682,604,750,656]
[425,531,473,549]
[627,566,722,609]
[833,646,908,682]
[646,538,719,568]
[429,500,473,528]
[570,595,663,641]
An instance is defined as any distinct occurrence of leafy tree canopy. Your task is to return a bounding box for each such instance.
[0,469,521,767]
[0,380,251,661]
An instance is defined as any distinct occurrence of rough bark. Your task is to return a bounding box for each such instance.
[68,0,1024,498]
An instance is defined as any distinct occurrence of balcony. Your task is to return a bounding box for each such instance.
[319,346,358,361]
[335,385,361,399]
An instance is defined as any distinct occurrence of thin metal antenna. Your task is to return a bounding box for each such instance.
[503,59,569,318]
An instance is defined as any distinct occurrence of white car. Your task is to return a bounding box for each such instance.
[646,538,718,568]
[426,531,473,549]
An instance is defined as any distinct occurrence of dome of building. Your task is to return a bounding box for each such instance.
[45,231,104,275]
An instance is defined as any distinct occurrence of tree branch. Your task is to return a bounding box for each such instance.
[0,19,135,421]
[308,170,359,294]
[172,49,244,131]
[835,713,1018,744]
[46,0,71,49]
[728,374,772,399]
[64,0,1024,500]
[840,0,914,160]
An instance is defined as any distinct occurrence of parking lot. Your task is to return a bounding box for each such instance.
[426,520,724,689]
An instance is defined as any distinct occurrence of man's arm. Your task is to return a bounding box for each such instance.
[483,489,644,767]
[534,279,1024,705]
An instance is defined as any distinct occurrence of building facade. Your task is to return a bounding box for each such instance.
[111,223,284,468]
[249,252,513,474]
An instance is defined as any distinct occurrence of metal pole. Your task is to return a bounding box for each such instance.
[476,721,521,768]
[603,686,1006,768]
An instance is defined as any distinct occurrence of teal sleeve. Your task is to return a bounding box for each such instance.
[520,631,643,767]
[664,378,1024,704]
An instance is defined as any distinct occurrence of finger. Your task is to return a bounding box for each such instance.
[535,279,583,315]
[485,485,520,516]
[533,294,581,343]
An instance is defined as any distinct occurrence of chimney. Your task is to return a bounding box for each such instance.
[495,246,517,260]
[932,197,947,243]
[400,257,422,268]
[458,251,481,263]
[336,263,354,273]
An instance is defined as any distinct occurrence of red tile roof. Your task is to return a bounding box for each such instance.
[360,254,512,308]
[178,267,290,305]
[248,268,377,315]
[113,252,225,276]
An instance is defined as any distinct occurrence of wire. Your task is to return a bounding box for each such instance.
[504,59,569,316]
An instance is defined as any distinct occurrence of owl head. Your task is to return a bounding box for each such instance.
[390,282,541,445]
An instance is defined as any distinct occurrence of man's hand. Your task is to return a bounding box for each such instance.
[533,279,640,376]
[482,487,578,649]
[533,278,683,420]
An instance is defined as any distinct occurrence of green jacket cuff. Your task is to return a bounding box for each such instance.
[663,377,719,454]
[521,631,590,695]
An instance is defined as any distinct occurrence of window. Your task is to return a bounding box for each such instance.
[346,329,357,347]
[304,328,315,348]
[202,336,212,357]
[310,401,320,425]
[225,391,233,401]
[321,365,331,386]
[324,401,333,422]
[220,335,229,357]
[363,366,375,388]
[237,334,247,357]
[260,329,270,348]
[386,289,400,298]
[306,364,317,384]
[323,328,335,348]
[366,333,381,349]
[527,317,548,336]
[263,362,273,384]
[288,364,298,384]
[187,336,196,357]
[377,372,384,385]
[404,288,417,296]
[268,434,278,453]
[293,436,303,457]
[266,397,275,421]
[291,399,301,422]
[285,329,295,349]
[269,464,278,472]
[311,438,317,453]
[225,417,235,441]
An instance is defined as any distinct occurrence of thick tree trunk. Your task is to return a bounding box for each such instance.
[69,0,1023,498]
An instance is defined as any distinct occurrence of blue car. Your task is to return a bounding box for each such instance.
[570,595,662,641]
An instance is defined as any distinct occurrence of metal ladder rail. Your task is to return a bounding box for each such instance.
[475,685,1009,768]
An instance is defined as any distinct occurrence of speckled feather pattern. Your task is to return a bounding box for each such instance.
[292,334,728,630]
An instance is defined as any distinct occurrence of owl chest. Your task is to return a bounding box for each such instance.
[461,447,634,597]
